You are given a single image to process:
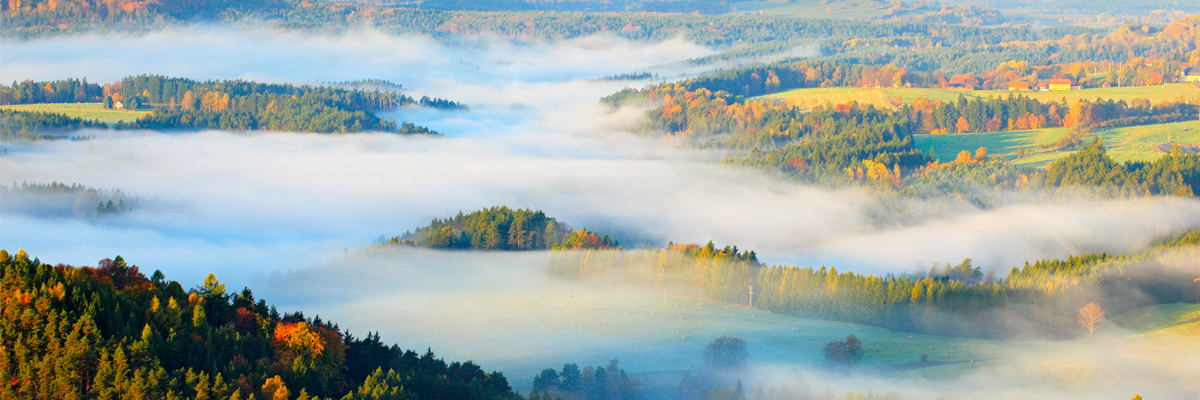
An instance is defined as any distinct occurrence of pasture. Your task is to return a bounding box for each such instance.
[914,120,1200,167]
[0,102,148,124]
[1112,303,1200,338]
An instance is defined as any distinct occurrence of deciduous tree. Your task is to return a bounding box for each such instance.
[1078,302,1105,337]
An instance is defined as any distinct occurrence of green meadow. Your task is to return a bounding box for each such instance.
[914,120,1200,167]
[0,102,149,124]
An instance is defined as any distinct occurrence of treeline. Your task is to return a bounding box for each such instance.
[529,360,641,400]
[1040,139,1200,197]
[0,249,520,400]
[900,94,1198,135]
[385,206,619,251]
[0,78,103,105]
[0,109,105,140]
[548,237,1200,339]
[418,95,469,111]
[109,74,434,134]
[0,181,141,219]
[547,242,759,305]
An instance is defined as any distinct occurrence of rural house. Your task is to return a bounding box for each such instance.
[1048,79,1073,91]
[1007,81,1030,91]
[1186,68,1200,83]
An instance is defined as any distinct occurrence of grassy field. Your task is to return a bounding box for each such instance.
[728,0,887,19]
[761,83,1200,111]
[0,102,148,124]
[760,87,971,111]
[1113,303,1200,338]
[914,120,1200,168]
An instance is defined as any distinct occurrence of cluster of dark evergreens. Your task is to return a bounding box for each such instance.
[529,360,641,400]
[418,96,469,111]
[0,109,106,140]
[385,206,618,251]
[547,233,1200,339]
[822,335,863,370]
[1,181,141,219]
[1040,140,1200,197]
[0,249,520,400]
[0,78,103,105]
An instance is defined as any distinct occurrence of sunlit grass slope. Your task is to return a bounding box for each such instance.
[913,120,1200,168]
[1113,303,1200,338]
[0,102,148,124]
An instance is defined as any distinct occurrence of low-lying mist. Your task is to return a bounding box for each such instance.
[5,26,1200,285]
[4,24,1200,400]
[257,246,1200,400]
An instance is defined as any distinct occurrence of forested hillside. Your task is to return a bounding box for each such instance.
[612,78,1200,200]
[384,207,619,251]
[0,109,105,140]
[0,249,520,400]
[0,75,464,134]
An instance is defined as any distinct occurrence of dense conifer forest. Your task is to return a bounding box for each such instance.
[0,109,105,140]
[0,249,520,400]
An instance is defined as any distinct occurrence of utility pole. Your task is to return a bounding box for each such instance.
[748,284,755,308]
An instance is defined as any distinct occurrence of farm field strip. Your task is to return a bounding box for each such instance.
[1,102,148,124]
[914,120,1200,167]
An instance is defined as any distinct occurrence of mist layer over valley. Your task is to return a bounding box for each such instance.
[4,25,1200,400]
[6,27,1200,280]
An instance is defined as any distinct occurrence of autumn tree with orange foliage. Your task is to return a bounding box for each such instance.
[1077,302,1105,337]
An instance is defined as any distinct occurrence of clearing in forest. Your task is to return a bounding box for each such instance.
[0,102,149,124]
[914,120,1200,167]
